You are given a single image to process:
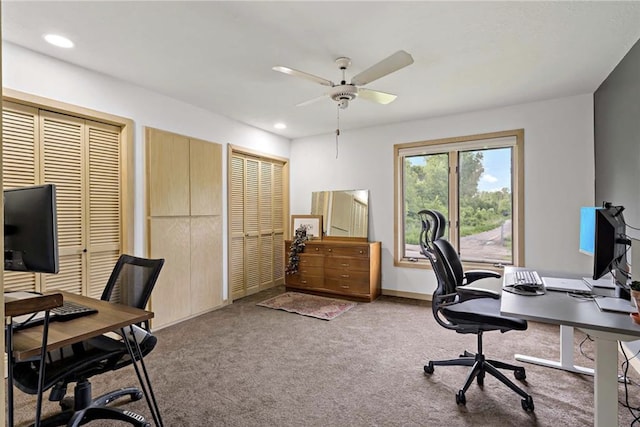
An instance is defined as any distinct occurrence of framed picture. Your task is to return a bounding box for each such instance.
[291,215,323,240]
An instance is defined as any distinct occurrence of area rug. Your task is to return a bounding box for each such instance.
[257,292,356,320]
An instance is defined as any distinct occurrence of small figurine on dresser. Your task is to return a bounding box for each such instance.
[286,225,308,274]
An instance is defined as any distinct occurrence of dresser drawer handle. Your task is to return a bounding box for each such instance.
[341,274,350,278]
[359,250,364,254]
[328,248,332,252]
[315,247,319,251]
[340,285,349,289]
[341,263,350,267]
[301,280,307,284]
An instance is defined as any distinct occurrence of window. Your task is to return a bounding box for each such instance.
[394,130,524,268]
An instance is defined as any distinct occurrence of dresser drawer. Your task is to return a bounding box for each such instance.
[286,274,324,288]
[325,278,370,295]
[298,254,324,267]
[324,245,369,258]
[324,257,370,272]
[296,265,323,277]
[324,268,370,283]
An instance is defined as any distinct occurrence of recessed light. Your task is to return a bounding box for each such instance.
[274,123,287,130]
[44,34,74,49]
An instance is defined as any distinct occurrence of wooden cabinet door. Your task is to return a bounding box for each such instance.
[149,217,191,327]
[190,138,222,216]
[190,216,223,313]
[147,127,189,217]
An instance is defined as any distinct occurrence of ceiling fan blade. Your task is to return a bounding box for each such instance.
[358,88,397,104]
[296,94,328,107]
[350,50,414,86]
[272,66,334,87]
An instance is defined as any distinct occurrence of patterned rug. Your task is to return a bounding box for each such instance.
[257,292,357,320]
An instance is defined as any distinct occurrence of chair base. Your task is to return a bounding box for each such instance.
[31,380,149,427]
[424,336,535,412]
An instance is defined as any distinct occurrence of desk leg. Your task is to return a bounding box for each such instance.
[593,337,619,427]
[515,325,594,375]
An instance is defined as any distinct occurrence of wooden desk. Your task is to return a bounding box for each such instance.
[6,291,159,426]
[10,291,153,361]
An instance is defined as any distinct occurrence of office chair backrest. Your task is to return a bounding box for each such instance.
[433,239,465,291]
[101,254,165,311]
[417,209,446,255]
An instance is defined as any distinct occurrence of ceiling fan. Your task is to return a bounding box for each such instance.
[273,50,414,110]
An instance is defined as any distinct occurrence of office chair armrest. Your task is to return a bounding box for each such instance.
[457,286,500,301]
[465,269,501,285]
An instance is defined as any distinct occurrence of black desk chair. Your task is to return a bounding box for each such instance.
[417,210,534,412]
[12,255,165,427]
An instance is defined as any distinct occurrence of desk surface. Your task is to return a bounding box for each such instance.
[500,267,640,340]
[9,291,153,361]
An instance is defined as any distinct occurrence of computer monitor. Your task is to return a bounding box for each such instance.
[579,206,598,256]
[4,184,59,273]
[593,203,630,299]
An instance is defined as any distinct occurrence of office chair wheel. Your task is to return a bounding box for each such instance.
[455,390,466,406]
[514,367,526,381]
[521,396,534,412]
[424,362,434,375]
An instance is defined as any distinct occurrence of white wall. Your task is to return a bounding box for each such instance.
[2,42,291,300]
[290,94,595,296]
[3,43,597,299]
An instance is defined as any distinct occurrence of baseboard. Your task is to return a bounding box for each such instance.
[381,289,432,301]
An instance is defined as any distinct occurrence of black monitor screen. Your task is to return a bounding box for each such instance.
[593,204,629,290]
[4,184,59,273]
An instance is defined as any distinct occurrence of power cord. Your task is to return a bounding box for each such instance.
[618,342,640,426]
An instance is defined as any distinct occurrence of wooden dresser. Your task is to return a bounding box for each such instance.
[284,240,381,302]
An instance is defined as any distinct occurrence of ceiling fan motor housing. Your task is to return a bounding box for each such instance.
[330,84,357,109]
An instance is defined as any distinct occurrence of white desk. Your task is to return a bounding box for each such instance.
[500,267,640,427]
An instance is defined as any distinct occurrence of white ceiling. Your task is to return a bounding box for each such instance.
[3,1,640,140]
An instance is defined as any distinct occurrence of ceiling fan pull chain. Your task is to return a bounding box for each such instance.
[336,105,341,159]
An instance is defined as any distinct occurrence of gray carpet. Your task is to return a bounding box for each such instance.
[11,285,640,426]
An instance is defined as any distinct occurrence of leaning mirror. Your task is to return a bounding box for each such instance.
[310,189,369,239]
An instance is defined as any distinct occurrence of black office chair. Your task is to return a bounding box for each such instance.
[417,210,534,412]
[12,254,165,427]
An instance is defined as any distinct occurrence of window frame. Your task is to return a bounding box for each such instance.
[393,129,524,270]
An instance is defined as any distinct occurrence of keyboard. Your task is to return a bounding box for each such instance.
[12,300,98,330]
[513,270,543,286]
[504,270,545,295]
[51,300,98,321]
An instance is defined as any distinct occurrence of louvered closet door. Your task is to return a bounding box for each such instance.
[85,121,121,298]
[2,103,39,292]
[2,103,123,297]
[244,157,261,296]
[230,155,246,299]
[272,162,285,285]
[230,153,286,300]
[39,111,85,294]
